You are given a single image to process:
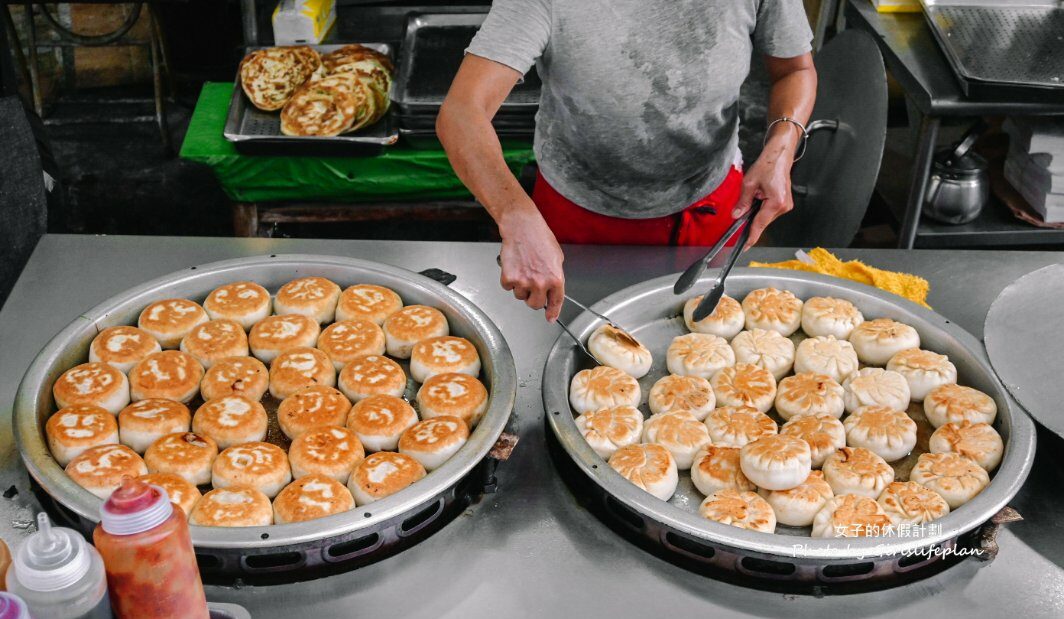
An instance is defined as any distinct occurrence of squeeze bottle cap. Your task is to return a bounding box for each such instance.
[100,478,172,536]
[12,513,90,593]
[0,592,31,619]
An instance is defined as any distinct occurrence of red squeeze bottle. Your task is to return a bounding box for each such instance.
[93,479,209,619]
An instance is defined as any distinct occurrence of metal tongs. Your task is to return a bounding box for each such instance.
[674,198,763,321]
[496,254,637,360]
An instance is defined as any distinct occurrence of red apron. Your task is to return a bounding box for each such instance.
[532,166,745,246]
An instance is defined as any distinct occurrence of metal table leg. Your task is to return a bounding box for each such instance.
[898,114,940,249]
[240,0,259,46]
[21,1,41,116]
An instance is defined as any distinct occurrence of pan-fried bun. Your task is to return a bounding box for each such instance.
[117,399,191,454]
[268,347,336,400]
[89,326,161,373]
[909,452,989,509]
[336,284,403,325]
[128,351,204,403]
[703,406,777,448]
[822,447,894,499]
[759,470,834,527]
[180,320,249,369]
[683,294,744,339]
[338,354,407,402]
[608,444,678,502]
[842,367,911,414]
[698,488,776,533]
[138,299,209,349]
[641,411,711,470]
[240,46,322,111]
[398,416,469,472]
[348,452,426,506]
[138,472,201,518]
[588,325,653,379]
[203,281,271,330]
[53,362,130,415]
[794,336,859,384]
[277,385,352,440]
[47,405,119,466]
[710,363,777,413]
[811,494,893,538]
[212,442,292,499]
[274,277,341,324]
[192,395,269,449]
[666,333,735,380]
[742,288,803,336]
[346,394,418,452]
[143,432,218,486]
[923,384,996,428]
[66,444,147,499]
[691,445,756,496]
[569,366,640,415]
[190,486,273,527]
[410,336,481,383]
[280,81,358,137]
[383,305,449,359]
[288,427,364,483]
[739,434,812,491]
[273,475,355,524]
[730,328,795,381]
[928,420,1003,472]
[876,481,949,526]
[801,297,864,340]
[317,320,386,371]
[848,318,920,367]
[648,375,715,420]
[887,349,957,402]
[200,356,269,402]
[248,314,320,363]
[575,406,644,460]
[843,405,918,462]
[780,413,846,468]
[774,372,845,421]
[416,372,489,429]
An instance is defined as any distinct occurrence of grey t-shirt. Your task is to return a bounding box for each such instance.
[467,0,812,218]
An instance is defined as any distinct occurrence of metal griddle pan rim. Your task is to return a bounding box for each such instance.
[544,268,1036,561]
[14,254,516,550]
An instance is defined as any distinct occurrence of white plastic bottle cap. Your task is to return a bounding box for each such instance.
[99,480,173,536]
[12,513,91,593]
[0,592,31,619]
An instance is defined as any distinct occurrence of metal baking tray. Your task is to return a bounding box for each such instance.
[544,269,1036,589]
[14,255,516,584]
[392,12,542,115]
[921,0,1064,96]
[224,44,399,157]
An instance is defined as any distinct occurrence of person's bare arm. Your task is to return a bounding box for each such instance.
[733,52,817,248]
[437,55,565,322]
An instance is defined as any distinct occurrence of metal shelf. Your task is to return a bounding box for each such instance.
[913,199,1064,248]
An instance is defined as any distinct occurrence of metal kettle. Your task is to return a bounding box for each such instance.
[924,122,989,225]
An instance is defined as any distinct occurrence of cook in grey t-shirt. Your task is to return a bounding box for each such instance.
[466,0,812,219]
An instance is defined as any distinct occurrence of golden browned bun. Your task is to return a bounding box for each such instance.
[117,399,192,454]
[317,320,386,371]
[774,372,845,421]
[273,474,355,524]
[416,372,489,429]
[89,326,161,373]
[690,445,756,496]
[347,451,426,506]
[143,432,218,486]
[345,394,418,452]
[779,413,846,468]
[801,296,864,340]
[289,427,365,483]
[923,383,997,428]
[53,362,130,415]
[587,324,653,379]
[337,354,407,402]
[280,81,358,137]
[268,347,336,400]
[876,480,949,526]
[65,444,147,499]
[274,277,341,324]
[569,366,641,415]
[742,288,803,336]
[822,447,895,499]
[698,488,776,533]
[335,284,403,325]
[138,472,201,518]
[641,411,711,470]
[46,405,119,466]
[190,486,273,527]
[928,420,1003,472]
[248,314,321,363]
[138,298,209,349]
[128,351,204,403]
[759,470,834,527]
[200,356,269,402]
[849,318,920,366]
[398,415,470,471]
[277,385,352,440]
[703,406,777,448]
[811,494,894,538]
[608,443,678,501]
[842,405,918,462]
[202,281,272,330]
[179,319,249,369]
[886,348,958,401]
[710,363,777,413]
[410,336,481,383]
[212,442,292,498]
[683,294,745,339]
[239,46,322,112]
[647,375,715,420]
[739,434,813,491]
[191,395,269,449]
[909,452,989,509]
[383,305,450,359]
[575,406,644,460]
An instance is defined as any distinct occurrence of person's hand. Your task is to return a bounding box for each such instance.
[498,207,566,322]
[732,129,799,249]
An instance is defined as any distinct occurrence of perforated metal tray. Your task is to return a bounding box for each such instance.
[223,44,399,156]
[14,255,516,584]
[544,269,1036,589]
[921,0,1064,94]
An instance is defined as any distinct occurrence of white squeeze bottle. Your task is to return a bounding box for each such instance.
[5,514,111,619]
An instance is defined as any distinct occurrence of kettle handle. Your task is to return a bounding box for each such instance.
[949,120,987,164]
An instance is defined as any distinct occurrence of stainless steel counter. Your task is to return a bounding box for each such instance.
[1,235,1062,618]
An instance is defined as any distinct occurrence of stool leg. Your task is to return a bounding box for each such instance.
[22,1,42,116]
[148,6,173,98]
[148,17,172,153]
[233,203,260,237]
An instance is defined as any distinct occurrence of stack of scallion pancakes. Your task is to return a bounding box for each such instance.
[239,44,393,137]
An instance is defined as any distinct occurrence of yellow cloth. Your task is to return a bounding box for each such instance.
[750,248,931,309]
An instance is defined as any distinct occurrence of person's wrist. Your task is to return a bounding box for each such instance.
[496,200,541,240]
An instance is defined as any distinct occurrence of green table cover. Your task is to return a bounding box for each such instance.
[179,82,536,203]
